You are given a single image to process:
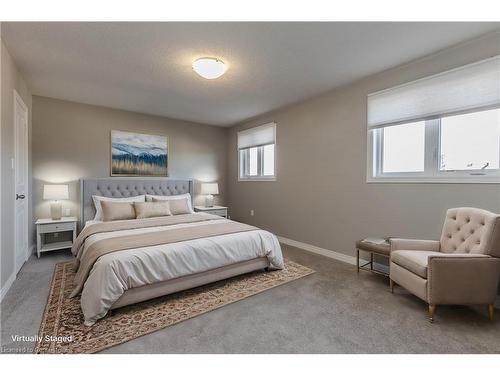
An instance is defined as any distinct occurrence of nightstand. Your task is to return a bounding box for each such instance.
[194,206,228,218]
[35,217,77,258]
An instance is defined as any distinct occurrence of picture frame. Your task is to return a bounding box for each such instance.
[110,130,168,176]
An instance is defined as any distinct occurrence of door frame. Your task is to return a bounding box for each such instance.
[13,89,30,274]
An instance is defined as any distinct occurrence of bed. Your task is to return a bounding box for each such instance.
[74,178,284,326]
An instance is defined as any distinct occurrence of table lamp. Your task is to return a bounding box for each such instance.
[43,184,69,220]
[200,183,219,207]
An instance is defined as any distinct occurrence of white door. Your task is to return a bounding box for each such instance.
[14,90,29,274]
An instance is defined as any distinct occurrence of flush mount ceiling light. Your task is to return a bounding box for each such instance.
[192,57,227,79]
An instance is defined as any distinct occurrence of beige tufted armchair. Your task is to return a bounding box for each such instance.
[389,207,500,322]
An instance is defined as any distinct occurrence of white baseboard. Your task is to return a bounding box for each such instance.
[1,274,14,304]
[278,236,389,274]
[0,272,16,303]
[24,244,34,262]
[278,236,357,265]
[20,244,34,272]
[0,244,34,303]
[27,244,34,259]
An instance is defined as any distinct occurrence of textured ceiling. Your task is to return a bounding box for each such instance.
[2,22,499,126]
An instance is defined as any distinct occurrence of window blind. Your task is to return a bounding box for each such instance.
[237,122,276,150]
[367,55,500,129]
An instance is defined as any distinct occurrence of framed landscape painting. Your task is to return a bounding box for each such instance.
[111,130,168,176]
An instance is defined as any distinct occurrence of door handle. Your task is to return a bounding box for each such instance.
[16,194,25,200]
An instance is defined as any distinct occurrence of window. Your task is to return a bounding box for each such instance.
[440,110,500,171]
[238,123,276,180]
[370,109,500,182]
[367,55,500,183]
[262,144,275,176]
[382,121,425,173]
[248,146,258,176]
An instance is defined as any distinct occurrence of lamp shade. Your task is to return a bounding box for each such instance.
[200,183,219,195]
[43,184,69,200]
[192,58,227,79]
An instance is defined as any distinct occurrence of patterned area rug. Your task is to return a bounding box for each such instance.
[35,260,314,354]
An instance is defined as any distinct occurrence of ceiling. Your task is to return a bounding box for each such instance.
[2,22,499,126]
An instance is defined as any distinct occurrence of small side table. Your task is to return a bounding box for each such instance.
[35,217,77,258]
[194,206,228,218]
[355,238,391,276]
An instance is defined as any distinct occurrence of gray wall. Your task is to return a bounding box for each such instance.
[32,96,228,224]
[227,32,500,259]
[1,39,33,290]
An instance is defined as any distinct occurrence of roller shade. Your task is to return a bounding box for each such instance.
[238,122,276,149]
[367,55,500,129]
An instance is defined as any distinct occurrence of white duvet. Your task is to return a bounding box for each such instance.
[79,216,284,325]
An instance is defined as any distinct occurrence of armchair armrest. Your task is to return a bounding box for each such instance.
[428,255,500,305]
[390,238,440,252]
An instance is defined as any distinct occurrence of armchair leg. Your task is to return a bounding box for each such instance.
[428,304,435,323]
[390,279,394,293]
[488,304,495,321]
[356,249,359,273]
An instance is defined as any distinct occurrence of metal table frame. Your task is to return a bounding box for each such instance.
[356,247,390,277]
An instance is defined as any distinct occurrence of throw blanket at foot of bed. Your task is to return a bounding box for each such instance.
[70,214,259,297]
[72,213,220,261]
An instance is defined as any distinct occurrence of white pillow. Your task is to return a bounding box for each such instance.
[92,195,146,221]
[146,193,194,213]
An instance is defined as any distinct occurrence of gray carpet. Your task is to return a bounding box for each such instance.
[1,245,499,354]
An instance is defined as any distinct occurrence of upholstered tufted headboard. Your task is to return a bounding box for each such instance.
[80,178,193,229]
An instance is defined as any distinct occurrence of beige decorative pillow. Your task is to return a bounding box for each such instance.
[101,201,136,222]
[146,193,194,213]
[134,202,171,219]
[92,194,145,221]
[153,197,191,215]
